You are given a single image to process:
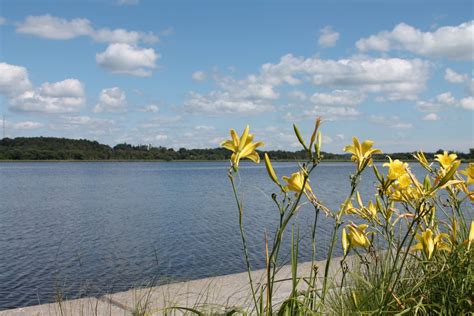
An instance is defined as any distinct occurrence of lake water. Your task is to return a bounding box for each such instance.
[0,161,471,309]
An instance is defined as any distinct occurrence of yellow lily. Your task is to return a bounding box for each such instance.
[343,137,382,170]
[346,223,370,248]
[221,125,264,168]
[413,229,451,259]
[282,171,312,193]
[435,151,458,169]
[397,173,412,190]
[383,157,408,180]
[461,163,474,185]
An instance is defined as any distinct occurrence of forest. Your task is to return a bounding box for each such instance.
[0,137,473,161]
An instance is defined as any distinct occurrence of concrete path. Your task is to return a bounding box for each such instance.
[0,256,351,315]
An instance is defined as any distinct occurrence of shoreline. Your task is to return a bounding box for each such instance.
[0,256,349,315]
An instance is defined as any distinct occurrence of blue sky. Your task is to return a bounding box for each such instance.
[0,0,472,153]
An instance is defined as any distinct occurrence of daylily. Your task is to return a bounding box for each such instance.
[221,125,264,169]
[397,173,412,190]
[346,223,370,248]
[461,163,474,185]
[383,157,408,180]
[282,171,312,193]
[412,229,451,260]
[469,220,474,250]
[343,137,382,170]
[435,151,458,169]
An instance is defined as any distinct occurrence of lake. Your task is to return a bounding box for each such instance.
[0,161,471,309]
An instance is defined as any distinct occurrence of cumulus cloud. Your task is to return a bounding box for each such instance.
[422,113,439,121]
[444,68,474,95]
[416,92,474,112]
[96,43,159,77]
[460,96,474,110]
[356,21,474,60]
[192,71,207,82]
[305,106,360,120]
[318,26,340,48]
[184,91,274,114]
[444,68,467,83]
[0,62,32,97]
[139,104,159,113]
[16,14,158,45]
[13,121,44,130]
[258,54,430,100]
[13,80,85,113]
[369,115,413,129]
[310,90,365,106]
[93,87,127,112]
[195,125,214,131]
[0,62,86,113]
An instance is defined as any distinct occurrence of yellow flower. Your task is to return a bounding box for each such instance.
[346,223,370,248]
[343,137,382,170]
[461,163,474,185]
[413,229,451,259]
[383,157,408,180]
[435,151,458,169]
[221,125,264,168]
[397,173,412,190]
[282,171,312,193]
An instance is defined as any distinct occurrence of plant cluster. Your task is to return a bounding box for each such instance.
[222,118,473,315]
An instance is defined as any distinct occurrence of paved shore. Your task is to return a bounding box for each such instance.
[0,256,350,315]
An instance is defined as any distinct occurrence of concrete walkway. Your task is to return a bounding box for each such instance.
[0,256,351,315]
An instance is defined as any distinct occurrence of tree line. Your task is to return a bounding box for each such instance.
[0,137,472,161]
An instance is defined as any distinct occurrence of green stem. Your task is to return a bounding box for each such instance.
[229,172,259,314]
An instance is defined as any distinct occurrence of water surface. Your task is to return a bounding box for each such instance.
[0,161,471,309]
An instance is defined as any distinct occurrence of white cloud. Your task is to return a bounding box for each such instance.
[62,116,115,126]
[94,87,127,113]
[154,134,168,141]
[444,68,474,95]
[310,90,365,106]
[356,21,474,60]
[422,113,439,121]
[96,43,159,77]
[460,96,474,110]
[318,26,340,48]
[139,104,159,113]
[118,0,139,5]
[192,71,207,82]
[0,17,7,25]
[0,62,32,97]
[91,28,158,45]
[184,91,273,114]
[13,121,44,130]
[305,106,360,120]
[11,79,86,113]
[417,92,474,112]
[444,68,467,83]
[195,125,214,131]
[0,63,86,113]
[16,15,93,40]
[369,115,413,129]
[259,54,430,100]
[288,90,307,101]
[16,14,158,45]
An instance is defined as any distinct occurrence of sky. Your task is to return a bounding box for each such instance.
[0,0,473,153]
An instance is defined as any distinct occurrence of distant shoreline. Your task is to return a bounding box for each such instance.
[0,159,472,163]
